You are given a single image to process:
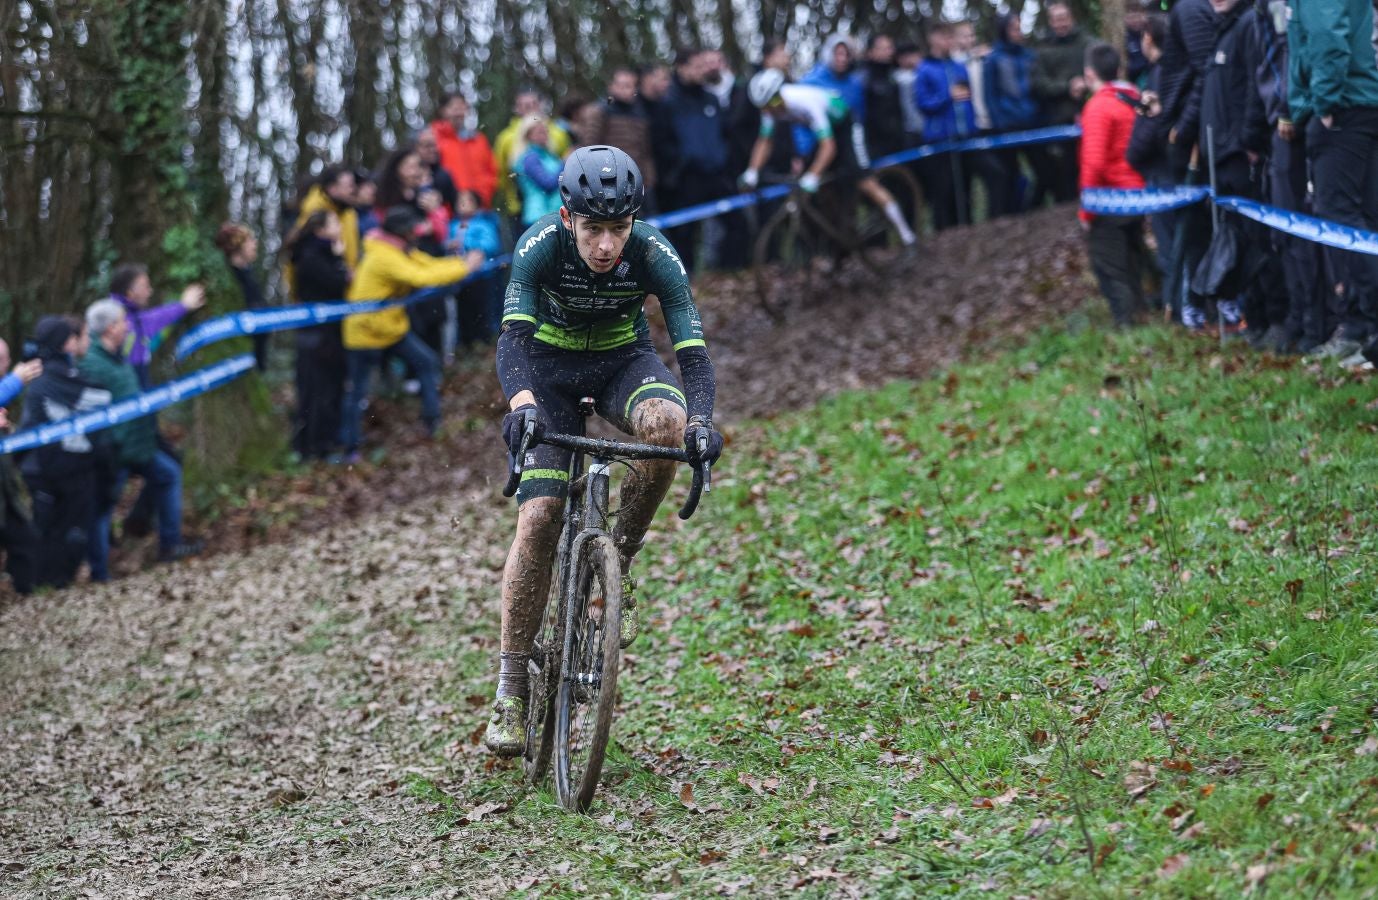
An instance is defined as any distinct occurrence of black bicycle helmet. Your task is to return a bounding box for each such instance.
[559,145,644,219]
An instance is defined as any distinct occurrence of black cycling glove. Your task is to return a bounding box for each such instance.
[683,416,723,465]
[502,404,543,456]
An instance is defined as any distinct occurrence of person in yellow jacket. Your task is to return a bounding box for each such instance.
[492,90,571,223]
[285,165,361,300]
[341,206,485,460]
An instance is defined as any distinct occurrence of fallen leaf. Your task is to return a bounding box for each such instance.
[679,782,697,810]
[1256,793,1274,811]
[1179,822,1206,841]
[265,787,307,808]
[462,801,506,824]
[1245,862,1278,890]
[1024,818,1055,839]
[1356,736,1378,757]
[1158,853,1189,878]
[737,772,763,796]
[1124,761,1158,799]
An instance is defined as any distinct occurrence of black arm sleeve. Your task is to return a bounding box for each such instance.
[674,344,716,424]
[496,320,537,401]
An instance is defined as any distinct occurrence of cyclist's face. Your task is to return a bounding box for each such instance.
[562,209,634,273]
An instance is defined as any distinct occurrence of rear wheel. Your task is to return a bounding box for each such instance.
[554,533,623,812]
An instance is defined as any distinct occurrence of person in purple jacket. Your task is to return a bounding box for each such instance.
[107,263,207,389]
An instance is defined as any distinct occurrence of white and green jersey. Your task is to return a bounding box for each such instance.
[760,83,851,141]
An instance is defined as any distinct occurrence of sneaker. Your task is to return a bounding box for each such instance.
[619,574,639,649]
[1306,335,1362,360]
[156,540,204,563]
[1218,299,1244,327]
[1182,303,1207,331]
[1338,350,1371,369]
[484,695,526,757]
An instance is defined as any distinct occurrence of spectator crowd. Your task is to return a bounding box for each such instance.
[3,0,1377,594]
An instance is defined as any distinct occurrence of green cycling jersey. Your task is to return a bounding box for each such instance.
[502,213,707,353]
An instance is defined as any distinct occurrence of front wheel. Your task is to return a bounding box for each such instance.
[753,198,817,322]
[553,533,623,812]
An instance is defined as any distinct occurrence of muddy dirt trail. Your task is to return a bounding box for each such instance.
[0,208,1092,897]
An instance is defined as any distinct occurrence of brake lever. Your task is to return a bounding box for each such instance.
[696,435,712,494]
[501,419,538,498]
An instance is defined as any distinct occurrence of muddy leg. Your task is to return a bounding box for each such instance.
[500,496,564,660]
[613,398,686,566]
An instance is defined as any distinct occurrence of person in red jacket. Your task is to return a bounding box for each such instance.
[1079,42,1151,328]
[431,92,499,209]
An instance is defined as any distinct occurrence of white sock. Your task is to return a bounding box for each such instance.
[884,202,916,245]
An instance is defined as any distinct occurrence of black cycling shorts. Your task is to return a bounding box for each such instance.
[517,339,687,503]
[815,111,870,180]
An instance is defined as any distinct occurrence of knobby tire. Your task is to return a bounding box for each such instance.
[753,200,815,322]
[554,532,623,812]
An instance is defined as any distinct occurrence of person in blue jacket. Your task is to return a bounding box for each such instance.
[985,14,1041,215]
[915,22,977,229]
[448,189,505,348]
[0,349,41,408]
[512,117,565,229]
[985,14,1040,132]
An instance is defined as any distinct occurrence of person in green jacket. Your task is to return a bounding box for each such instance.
[81,299,199,580]
[1290,0,1378,356]
[1030,2,1091,204]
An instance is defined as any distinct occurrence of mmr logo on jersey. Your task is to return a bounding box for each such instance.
[518,223,557,258]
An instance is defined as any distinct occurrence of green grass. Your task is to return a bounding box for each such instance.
[413,324,1378,897]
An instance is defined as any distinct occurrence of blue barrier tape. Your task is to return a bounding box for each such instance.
[179,126,1089,361]
[1080,186,1214,216]
[643,185,793,231]
[1215,196,1378,257]
[0,354,255,456]
[872,124,1084,170]
[1080,185,1378,258]
[643,128,1084,231]
[174,258,510,360]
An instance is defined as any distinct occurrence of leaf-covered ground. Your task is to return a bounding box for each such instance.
[6,209,1378,897]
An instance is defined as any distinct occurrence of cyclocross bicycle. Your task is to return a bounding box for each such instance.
[751,165,922,321]
[503,397,710,812]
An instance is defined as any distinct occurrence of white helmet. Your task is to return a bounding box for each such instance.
[748,69,786,109]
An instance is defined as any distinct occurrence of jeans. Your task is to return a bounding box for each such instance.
[89,449,183,581]
[1308,106,1378,341]
[342,332,441,453]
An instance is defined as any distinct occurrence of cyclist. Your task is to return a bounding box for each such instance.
[741,65,918,247]
[484,145,724,756]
